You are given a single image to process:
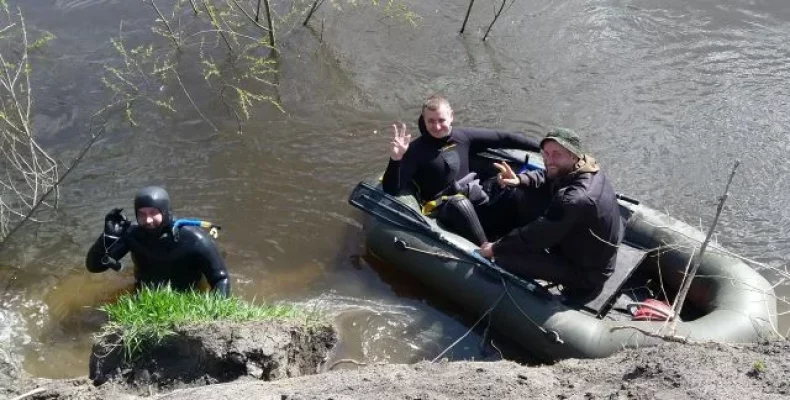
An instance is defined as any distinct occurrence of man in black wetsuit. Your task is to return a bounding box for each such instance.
[382,95,540,245]
[85,186,230,296]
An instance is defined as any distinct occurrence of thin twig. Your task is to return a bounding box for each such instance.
[228,0,271,33]
[483,0,515,41]
[171,67,218,132]
[0,23,15,35]
[188,0,199,15]
[148,0,181,50]
[0,119,110,251]
[10,387,46,400]
[609,325,692,344]
[202,0,234,54]
[182,28,264,44]
[327,358,368,370]
[670,244,697,319]
[219,88,244,135]
[0,7,59,242]
[654,250,670,308]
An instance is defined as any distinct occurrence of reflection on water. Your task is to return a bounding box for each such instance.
[3,0,790,377]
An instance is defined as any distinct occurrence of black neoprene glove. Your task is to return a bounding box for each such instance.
[101,208,129,271]
[104,208,130,237]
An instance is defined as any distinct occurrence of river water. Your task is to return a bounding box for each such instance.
[0,0,788,378]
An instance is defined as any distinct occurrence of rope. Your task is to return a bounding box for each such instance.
[431,275,565,364]
[500,276,564,344]
[431,291,505,363]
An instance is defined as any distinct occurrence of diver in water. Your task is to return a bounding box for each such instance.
[85,186,230,296]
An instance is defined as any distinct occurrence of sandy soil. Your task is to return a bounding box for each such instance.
[7,339,789,400]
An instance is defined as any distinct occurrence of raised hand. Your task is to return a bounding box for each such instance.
[494,162,520,187]
[104,208,130,237]
[390,122,411,161]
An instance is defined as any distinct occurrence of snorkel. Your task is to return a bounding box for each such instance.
[134,187,222,241]
[171,219,221,241]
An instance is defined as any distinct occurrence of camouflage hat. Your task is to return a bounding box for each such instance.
[540,128,584,158]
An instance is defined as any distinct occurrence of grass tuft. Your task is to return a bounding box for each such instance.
[98,285,319,360]
[752,360,767,374]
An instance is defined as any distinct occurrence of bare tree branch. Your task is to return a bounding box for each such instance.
[669,161,740,334]
[0,6,60,243]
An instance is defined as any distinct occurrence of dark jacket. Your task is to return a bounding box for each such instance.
[86,223,230,296]
[382,117,540,201]
[493,157,623,287]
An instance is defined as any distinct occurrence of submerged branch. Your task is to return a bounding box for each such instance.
[460,0,476,34]
[172,67,219,132]
[188,0,199,15]
[262,0,275,49]
[228,0,271,33]
[483,0,515,41]
[303,0,325,27]
[202,0,235,54]
[149,0,181,50]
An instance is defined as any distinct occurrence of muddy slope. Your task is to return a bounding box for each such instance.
[89,321,337,389]
[11,340,790,400]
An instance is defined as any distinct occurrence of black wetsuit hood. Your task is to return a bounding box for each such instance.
[134,186,172,236]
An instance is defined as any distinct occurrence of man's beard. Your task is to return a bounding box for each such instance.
[140,225,165,238]
[546,164,575,179]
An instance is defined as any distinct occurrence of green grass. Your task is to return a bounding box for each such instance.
[752,360,767,374]
[99,285,320,360]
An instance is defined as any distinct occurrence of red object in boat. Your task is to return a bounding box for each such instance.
[632,299,674,321]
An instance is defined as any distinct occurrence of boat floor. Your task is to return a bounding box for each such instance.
[544,284,661,322]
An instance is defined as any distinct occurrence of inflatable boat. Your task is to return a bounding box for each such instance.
[348,149,779,362]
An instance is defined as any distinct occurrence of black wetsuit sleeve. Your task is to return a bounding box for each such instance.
[86,233,129,272]
[189,229,231,297]
[382,147,419,196]
[464,128,541,152]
